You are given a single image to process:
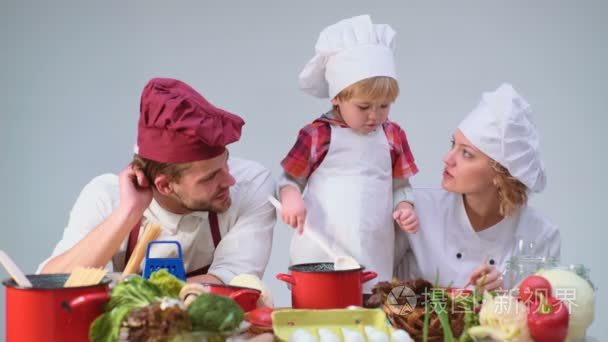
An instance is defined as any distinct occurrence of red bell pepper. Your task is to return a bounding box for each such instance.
[519,275,552,304]
[527,294,569,342]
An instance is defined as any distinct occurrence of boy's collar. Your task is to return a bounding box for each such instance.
[318,111,349,128]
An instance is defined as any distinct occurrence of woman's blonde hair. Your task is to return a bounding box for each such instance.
[491,161,528,216]
[334,76,399,102]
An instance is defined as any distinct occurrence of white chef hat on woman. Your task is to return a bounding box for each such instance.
[458,83,547,193]
[298,15,397,99]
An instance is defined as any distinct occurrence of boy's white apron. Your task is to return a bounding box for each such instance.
[290,125,394,293]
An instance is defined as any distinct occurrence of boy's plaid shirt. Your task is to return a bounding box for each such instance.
[281,114,418,181]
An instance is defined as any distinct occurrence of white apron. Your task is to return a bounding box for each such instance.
[289,125,394,293]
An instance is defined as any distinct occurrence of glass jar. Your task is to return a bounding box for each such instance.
[502,255,559,290]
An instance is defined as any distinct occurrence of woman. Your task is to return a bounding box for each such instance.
[394,83,561,290]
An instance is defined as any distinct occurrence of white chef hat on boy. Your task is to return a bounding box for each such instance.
[458,83,547,193]
[298,15,397,99]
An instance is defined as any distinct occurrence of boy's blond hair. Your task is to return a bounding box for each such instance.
[492,161,528,217]
[334,76,399,102]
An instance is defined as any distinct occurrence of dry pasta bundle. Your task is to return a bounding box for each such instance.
[64,267,107,287]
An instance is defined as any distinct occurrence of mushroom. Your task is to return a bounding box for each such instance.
[178,283,211,308]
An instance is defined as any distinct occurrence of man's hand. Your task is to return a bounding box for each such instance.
[118,164,153,215]
[188,273,224,285]
[41,164,153,274]
[279,186,307,234]
[393,201,419,233]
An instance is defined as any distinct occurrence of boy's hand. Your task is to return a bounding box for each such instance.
[279,186,307,234]
[393,201,418,233]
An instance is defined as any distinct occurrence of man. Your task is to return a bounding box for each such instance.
[39,78,276,284]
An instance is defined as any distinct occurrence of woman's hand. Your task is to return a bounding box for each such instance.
[279,186,307,234]
[393,201,419,233]
[467,263,503,291]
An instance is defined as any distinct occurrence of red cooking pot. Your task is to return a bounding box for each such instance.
[202,283,261,312]
[4,274,110,342]
[276,262,377,309]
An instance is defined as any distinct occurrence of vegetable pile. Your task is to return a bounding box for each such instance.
[89,270,245,342]
[371,269,595,342]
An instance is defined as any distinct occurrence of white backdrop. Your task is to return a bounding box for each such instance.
[1,0,606,337]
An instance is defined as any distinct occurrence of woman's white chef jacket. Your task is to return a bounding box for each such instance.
[394,188,560,287]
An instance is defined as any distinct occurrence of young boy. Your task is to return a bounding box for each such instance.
[278,15,419,292]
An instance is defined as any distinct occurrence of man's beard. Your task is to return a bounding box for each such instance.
[174,191,232,213]
[183,197,231,213]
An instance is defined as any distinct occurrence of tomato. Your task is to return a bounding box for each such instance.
[245,307,274,327]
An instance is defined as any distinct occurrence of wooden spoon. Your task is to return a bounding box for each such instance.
[267,196,360,271]
[0,249,32,288]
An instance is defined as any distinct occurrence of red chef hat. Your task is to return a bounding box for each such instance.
[136,78,245,163]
